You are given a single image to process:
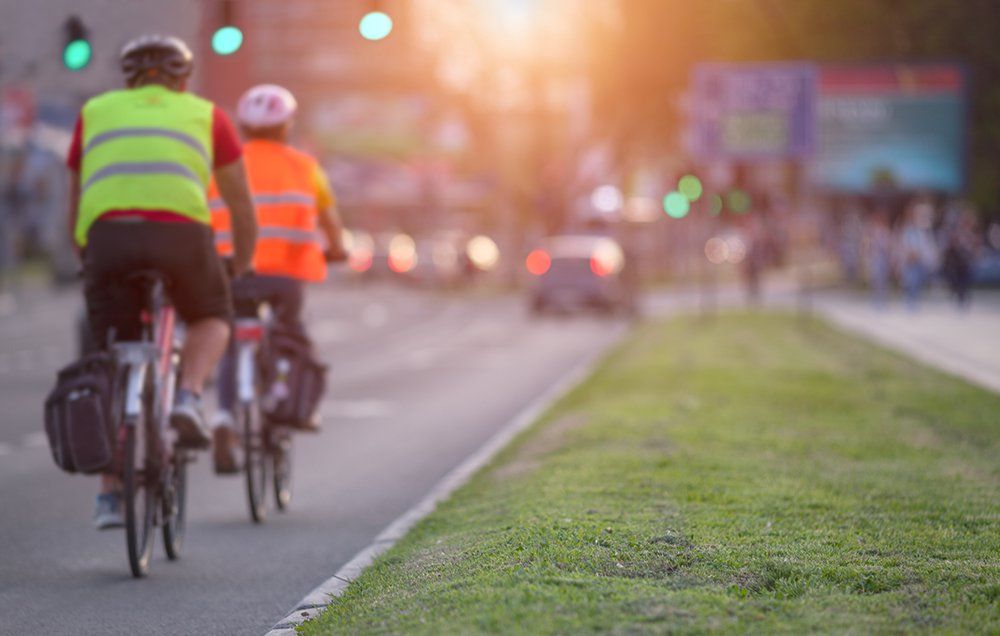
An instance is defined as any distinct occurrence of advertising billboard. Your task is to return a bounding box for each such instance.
[690,63,817,160]
[812,64,966,194]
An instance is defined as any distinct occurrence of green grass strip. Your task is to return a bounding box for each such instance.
[302,312,1000,634]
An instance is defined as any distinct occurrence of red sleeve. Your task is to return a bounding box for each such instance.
[66,116,83,170]
[212,106,242,168]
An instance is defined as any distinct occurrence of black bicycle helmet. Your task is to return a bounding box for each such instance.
[120,34,193,83]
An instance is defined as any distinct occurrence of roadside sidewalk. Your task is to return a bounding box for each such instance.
[813,289,1000,394]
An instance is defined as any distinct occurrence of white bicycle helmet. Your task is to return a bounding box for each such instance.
[236,84,298,128]
[120,34,193,83]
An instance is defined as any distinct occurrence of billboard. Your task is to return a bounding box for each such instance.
[812,64,967,194]
[690,63,817,160]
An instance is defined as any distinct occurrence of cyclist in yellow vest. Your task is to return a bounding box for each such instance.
[206,84,347,473]
[66,35,258,528]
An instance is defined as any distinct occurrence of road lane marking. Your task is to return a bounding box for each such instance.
[22,432,48,448]
[322,399,394,419]
[266,322,629,635]
[0,442,12,457]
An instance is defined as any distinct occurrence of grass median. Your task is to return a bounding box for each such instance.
[302,312,999,634]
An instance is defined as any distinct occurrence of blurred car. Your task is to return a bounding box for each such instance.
[526,235,635,315]
[341,229,407,281]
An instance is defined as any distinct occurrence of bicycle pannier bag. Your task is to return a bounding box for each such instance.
[261,327,327,428]
[43,352,117,474]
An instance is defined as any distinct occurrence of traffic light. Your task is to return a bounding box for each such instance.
[62,16,92,71]
[211,0,244,55]
[359,8,393,41]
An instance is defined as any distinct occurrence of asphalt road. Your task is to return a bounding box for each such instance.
[0,281,626,635]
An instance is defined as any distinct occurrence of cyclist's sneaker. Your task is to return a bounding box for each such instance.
[212,424,241,475]
[93,492,124,530]
[211,409,235,430]
[170,389,211,449]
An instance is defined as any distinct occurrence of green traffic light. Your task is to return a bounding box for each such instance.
[663,192,690,219]
[678,174,703,202]
[727,189,752,214]
[360,11,393,40]
[63,39,91,71]
[212,26,244,55]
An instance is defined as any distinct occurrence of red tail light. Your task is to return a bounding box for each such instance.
[590,255,612,277]
[349,249,373,273]
[526,249,551,276]
[388,253,416,273]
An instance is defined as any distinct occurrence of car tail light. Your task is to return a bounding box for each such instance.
[590,255,613,277]
[526,249,551,276]
[349,249,373,273]
[590,240,624,277]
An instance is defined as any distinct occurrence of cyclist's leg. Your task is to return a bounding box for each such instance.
[155,222,232,394]
[215,337,238,418]
[255,275,306,338]
[82,220,145,524]
[155,223,232,447]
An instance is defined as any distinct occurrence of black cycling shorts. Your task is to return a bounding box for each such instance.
[83,219,232,348]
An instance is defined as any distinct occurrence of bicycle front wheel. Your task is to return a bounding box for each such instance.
[241,402,267,523]
[123,419,156,578]
[162,451,188,560]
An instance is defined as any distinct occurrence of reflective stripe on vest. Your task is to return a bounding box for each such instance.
[84,127,211,167]
[82,161,203,193]
[213,227,320,247]
[75,86,215,246]
[209,191,317,210]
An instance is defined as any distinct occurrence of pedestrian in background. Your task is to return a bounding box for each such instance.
[865,208,893,309]
[941,203,980,309]
[897,199,938,311]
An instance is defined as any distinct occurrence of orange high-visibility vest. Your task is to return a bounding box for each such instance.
[209,140,327,282]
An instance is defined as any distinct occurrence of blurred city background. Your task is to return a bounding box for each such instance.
[2,0,999,307]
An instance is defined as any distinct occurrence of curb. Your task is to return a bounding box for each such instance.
[265,324,628,634]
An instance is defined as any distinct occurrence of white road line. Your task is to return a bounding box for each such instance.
[322,399,394,419]
[265,322,629,635]
[22,432,48,449]
[0,442,13,457]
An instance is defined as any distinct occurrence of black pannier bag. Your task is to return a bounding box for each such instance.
[261,327,327,428]
[43,352,117,474]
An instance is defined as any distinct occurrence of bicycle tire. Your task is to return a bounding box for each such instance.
[241,402,267,523]
[272,428,292,511]
[162,452,187,560]
[123,418,156,578]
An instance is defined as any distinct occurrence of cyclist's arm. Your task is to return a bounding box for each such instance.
[318,205,347,262]
[214,159,257,276]
[313,165,347,262]
[67,170,81,258]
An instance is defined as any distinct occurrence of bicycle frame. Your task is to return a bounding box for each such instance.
[114,283,179,438]
[235,316,266,403]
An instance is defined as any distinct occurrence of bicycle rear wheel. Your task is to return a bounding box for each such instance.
[271,428,292,511]
[162,452,188,560]
[123,417,156,578]
[241,401,267,522]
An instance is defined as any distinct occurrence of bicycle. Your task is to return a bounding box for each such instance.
[231,283,293,523]
[111,271,189,577]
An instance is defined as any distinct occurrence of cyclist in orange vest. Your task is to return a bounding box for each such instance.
[207,84,347,473]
